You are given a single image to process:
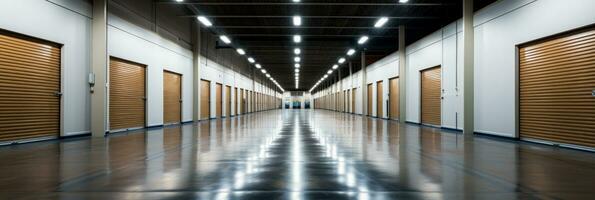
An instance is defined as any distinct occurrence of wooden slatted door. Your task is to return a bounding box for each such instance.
[109,58,146,131]
[389,78,400,120]
[200,80,210,120]
[377,81,384,118]
[216,83,222,118]
[367,84,373,116]
[519,27,595,148]
[421,66,441,126]
[225,85,231,117]
[240,89,245,114]
[163,71,181,124]
[234,88,238,115]
[0,32,61,142]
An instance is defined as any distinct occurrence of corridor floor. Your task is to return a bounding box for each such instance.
[1,110,594,199]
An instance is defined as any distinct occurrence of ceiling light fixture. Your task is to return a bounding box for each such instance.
[294,57,301,62]
[261,69,267,74]
[197,16,212,27]
[255,64,262,69]
[347,49,356,56]
[294,48,301,55]
[219,35,231,44]
[332,64,338,69]
[294,63,300,68]
[248,57,255,63]
[266,74,271,78]
[295,69,300,73]
[358,36,369,44]
[327,70,333,74]
[293,35,302,43]
[293,16,302,26]
[338,57,346,64]
[236,48,246,55]
[374,17,389,28]
[399,0,409,3]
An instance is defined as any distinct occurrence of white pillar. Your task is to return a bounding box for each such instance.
[192,22,202,121]
[91,0,107,137]
[463,0,475,136]
[361,51,367,116]
[399,25,407,122]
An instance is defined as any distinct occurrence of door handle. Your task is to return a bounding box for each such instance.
[141,97,147,100]
[54,91,63,97]
[592,90,595,97]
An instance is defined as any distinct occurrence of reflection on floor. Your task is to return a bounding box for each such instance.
[1,110,594,199]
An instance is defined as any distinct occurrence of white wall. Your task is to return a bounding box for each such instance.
[0,0,282,137]
[315,0,595,138]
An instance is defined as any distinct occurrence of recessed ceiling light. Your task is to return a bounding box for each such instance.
[347,49,356,56]
[374,17,389,28]
[293,16,302,26]
[358,36,369,45]
[338,57,346,64]
[293,35,302,43]
[236,48,246,55]
[294,48,301,55]
[197,16,212,27]
[248,57,255,63]
[294,57,301,62]
[219,35,231,44]
[294,63,300,68]
[332,64,338,69]
[255,64,262,69]
[261,69,267,73]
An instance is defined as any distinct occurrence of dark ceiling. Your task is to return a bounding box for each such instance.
[159,0,497,91]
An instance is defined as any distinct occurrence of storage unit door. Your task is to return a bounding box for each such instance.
[389,78,399,120]
[200,80,210,120]
[421,66,441,126]
[367,84,373,116]
[352,89,356,113]
[234,88,238,115]
[216,83,222,117]
[163,71,181,124]
[0,32,61,142]
[226,85,231,117]
[519,28,595,148]
[109,58,146,131]
[377,81,384,118]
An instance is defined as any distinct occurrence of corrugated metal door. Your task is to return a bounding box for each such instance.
[216,83,222,118]
[519,27,595,148]
[421,66,441,126]
[377,81,383,118]
[367,84,373,116]
[200,80,210,120]
[352,88,356,113]
[226,85,231,117]
[163,71,181,124]
[109,57,146,131]
[234,88,238,115]
[0,32,61,142]
[389,78,399,120]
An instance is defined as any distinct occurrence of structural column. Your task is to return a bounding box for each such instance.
[361,51,367,115]
[398,25,407,122]
[91,0,108,137]
[349,62,353,113]
[463,0,475,136]
[192,22,202,122]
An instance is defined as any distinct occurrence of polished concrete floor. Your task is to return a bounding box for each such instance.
[1,110,594,200]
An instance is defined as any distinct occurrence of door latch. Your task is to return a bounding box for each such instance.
[592,90,595,97]
[54,91,63,97]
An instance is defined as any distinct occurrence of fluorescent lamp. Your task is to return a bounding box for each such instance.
[294,63,300,68]
[293,16,302,26]
[248,57,255,63]
[338,57,346,64]
[358,36,369,44]
[255,64,262,69]
[219,35,231,44]
[236,48,246,55]
[293,35,302,43]
[197,16,212,27]
[261,69,267,73]
[332,64,338,69]
[347,49,355,56]
[294,48,301,55]
[374,17,389,28]
[294,57,301,62]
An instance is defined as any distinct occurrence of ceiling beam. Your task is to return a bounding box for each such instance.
[179,15,440,19]
[159,2,453,6]
[229,34,397,38]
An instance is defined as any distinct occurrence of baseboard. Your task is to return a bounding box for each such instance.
[146,124,164,129]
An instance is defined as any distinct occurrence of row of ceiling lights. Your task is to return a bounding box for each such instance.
[179,0,285,92]
[308,0,409,93]
[292,4,302,89]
